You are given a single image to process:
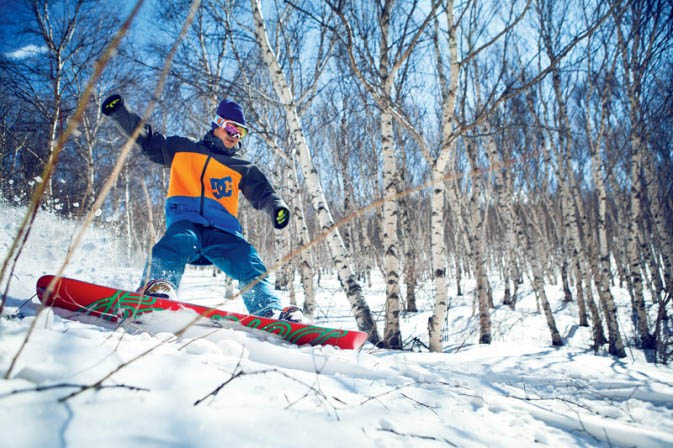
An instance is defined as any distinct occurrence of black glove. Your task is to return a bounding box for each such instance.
[273,207,290,230]
[102,94,123,116]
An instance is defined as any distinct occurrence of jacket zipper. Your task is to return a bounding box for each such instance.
[199,155,211,216]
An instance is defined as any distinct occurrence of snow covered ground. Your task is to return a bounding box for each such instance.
[1,203,672,447]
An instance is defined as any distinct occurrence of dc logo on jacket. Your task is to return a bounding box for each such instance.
[211,176,233,198]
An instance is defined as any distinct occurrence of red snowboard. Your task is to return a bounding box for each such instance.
[36,275,368,350]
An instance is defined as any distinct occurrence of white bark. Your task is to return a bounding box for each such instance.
[382,109,402,348]
[427,2,460,352]
[582,247,607,347]
[379,0,402,349]
[524,210,564,347]
[427,172,450,352]
[251,0,379,343]
[642,150,672,294]
[626,135,654,348]
[531,255,563,347]
[559,131,592,327]
[483,120,522,310]
[576,32,626,354]
[572,260,589,326]
[399,176,418,312]
[615,3,656,349]
[590,144,627,357]
[288,156,316,317]
[465,140,491,344]
[329,0,442,350]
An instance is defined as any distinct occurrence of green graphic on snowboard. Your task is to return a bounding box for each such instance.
[77,290,163,320]
[79,290,350,346]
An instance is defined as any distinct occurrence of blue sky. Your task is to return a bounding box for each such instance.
[1,0,155,59]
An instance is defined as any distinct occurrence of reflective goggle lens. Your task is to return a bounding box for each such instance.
[215,115,248,139]
[224,122,247,139]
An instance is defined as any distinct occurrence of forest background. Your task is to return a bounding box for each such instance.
[0,0,671,359]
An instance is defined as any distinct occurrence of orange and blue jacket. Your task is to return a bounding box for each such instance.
[107,102,287,238]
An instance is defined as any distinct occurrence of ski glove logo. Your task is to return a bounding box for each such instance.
[211,176,234,199]
[274,207,290,230]
[102,94,122,116]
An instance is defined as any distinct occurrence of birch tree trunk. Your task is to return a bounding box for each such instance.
[399,181,418,313]
[289,158,317,317]
[72,103,99,217]
[572,259,590,326]
[580,42,619,346]
[254,107,318,317]
[565,163,591,330]
[123,164,134,261]
[427,167,451,352]
[251,0,379,343]
[544,60,579,307]
[329,0,443,347]
[590,141,627,357]
[484,130,522,311]
[42,52,64,211]
[465,140,491,343]
[524,210,564,347]
[614,5,660,349]
[531,254,564,347]
[642,149,673,297]
[273,209,291,291]
[381,108,402,348]
[426,0,531,347]
[328,0,442,348]
[378,1,402,348]
[625,139,655,348]
[427,4,460,352]
[582,245,607,348]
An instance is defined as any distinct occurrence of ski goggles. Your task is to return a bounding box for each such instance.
[214,115,248,139]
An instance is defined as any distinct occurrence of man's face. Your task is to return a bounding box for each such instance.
[213,119,248,149]
[214,125,240,149]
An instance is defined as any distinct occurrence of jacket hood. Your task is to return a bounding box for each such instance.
[202,130,239,156]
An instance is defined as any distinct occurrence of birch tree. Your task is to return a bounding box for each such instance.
[324,0,442,348]
[377,0,403,349]
[536,2,584,305]
[579,21,622,351]
[70,88,107,215]
[464,139,493,343]
[251,109,318,317]
[424,0,533,351]
[250,0,380,343]
[326,0,532,350]
[4,0,120,212]
[613,0,672,349]
[332,2,458,351]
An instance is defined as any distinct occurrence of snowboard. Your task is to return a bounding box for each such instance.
[36,275,368,350]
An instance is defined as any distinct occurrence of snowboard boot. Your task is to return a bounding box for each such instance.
[139,279,178,301]
[276,306,304,323]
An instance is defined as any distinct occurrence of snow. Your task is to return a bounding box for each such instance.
[1,203,672,447]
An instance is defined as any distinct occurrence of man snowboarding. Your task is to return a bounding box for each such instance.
[101,94,302,322]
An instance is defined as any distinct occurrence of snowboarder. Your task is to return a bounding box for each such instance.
[101,94,302,322]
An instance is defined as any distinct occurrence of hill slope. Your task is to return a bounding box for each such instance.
[1,204,672,447]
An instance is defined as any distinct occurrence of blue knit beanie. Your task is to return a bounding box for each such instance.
[212,100,246,130]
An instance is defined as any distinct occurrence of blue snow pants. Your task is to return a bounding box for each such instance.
[141,220,280,317]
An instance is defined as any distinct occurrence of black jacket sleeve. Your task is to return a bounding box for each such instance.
[240,164,288,219]
[104,95,182,168]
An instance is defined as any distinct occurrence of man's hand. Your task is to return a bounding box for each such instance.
[273,207,290,230]
[102,94,123,116]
